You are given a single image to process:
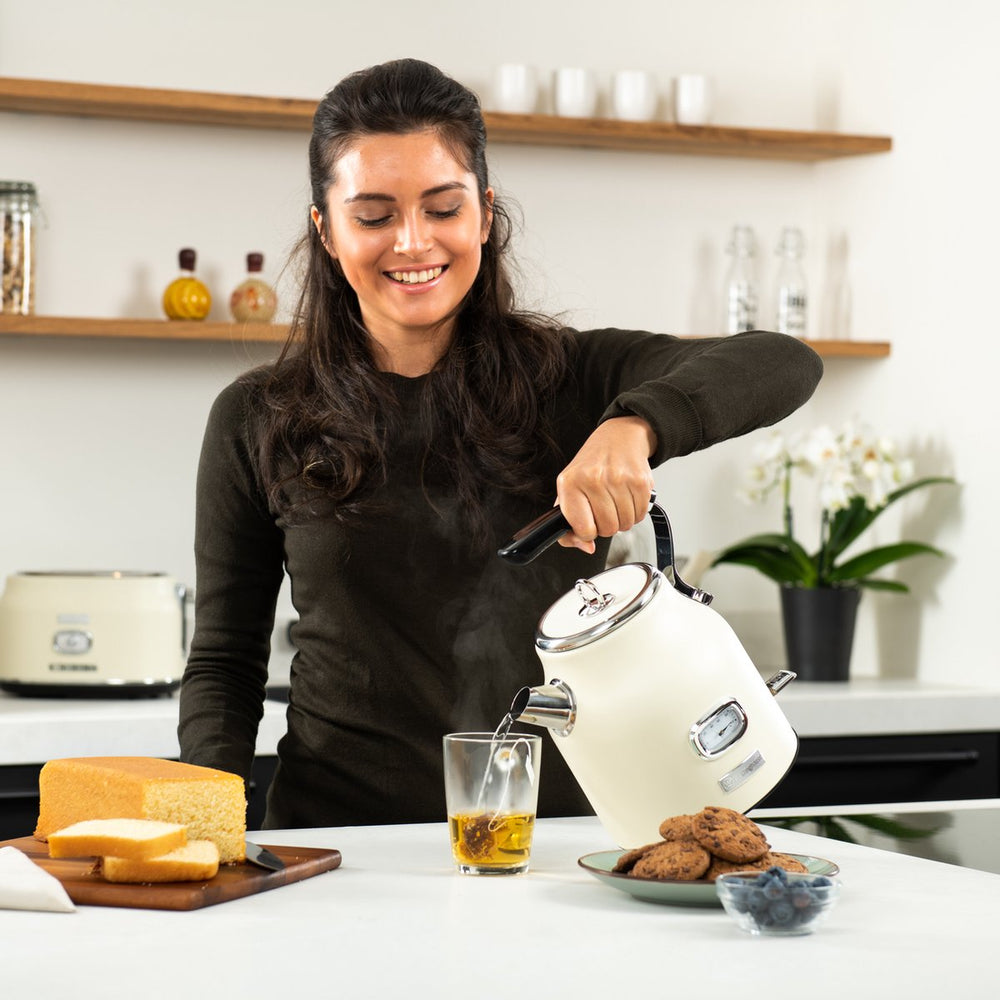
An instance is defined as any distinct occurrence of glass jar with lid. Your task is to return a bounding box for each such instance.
[1,181,39,315]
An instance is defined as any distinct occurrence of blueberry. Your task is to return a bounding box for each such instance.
[790,885,813,909]
[810,876,833,888]
[769,900,796,925]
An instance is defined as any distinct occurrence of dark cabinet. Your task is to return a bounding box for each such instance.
[757,731,1000,810]
[0,764,45,840]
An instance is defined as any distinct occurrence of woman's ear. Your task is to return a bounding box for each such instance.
[310,205,336,257]
[481,188,495,245]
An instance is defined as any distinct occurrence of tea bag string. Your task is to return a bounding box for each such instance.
[481,737,534,831]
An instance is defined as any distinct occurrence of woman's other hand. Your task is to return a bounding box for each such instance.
[555,416,658,554]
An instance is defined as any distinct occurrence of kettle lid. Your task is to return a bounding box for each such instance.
[536,563,661,652]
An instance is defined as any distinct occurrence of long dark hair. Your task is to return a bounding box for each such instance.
[253,58,569,545]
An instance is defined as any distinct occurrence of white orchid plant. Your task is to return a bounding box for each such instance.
[712,420,955,591]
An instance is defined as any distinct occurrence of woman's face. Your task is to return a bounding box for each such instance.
[313,130,493,370]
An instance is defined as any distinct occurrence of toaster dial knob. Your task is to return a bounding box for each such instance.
[52,629,93,655]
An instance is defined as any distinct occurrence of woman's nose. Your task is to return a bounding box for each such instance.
[393,214,433,256]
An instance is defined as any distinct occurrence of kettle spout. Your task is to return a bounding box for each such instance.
[510,679,576,737]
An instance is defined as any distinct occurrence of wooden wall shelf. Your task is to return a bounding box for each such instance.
[0,315,889,357]
[0,315,289,344]
[0,77,892,162]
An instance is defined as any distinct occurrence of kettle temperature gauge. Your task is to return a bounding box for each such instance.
[690,699,748,758]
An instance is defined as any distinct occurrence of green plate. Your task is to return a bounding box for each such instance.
[577,851,840,908]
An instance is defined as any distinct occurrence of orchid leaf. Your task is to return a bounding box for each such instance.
[825,542,944,584]
[712,548,813,585]
[856,578,910,593]
[885,475,957,505]
[826,477,955,560]
[825,497,873,562]
[712,533,816,584]
[818,817,858,843]
[844,813,943,840]
[768,813,939,841]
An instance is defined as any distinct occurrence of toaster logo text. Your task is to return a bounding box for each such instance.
[48,663,98,672]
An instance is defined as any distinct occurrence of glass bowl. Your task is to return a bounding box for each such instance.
[715,866,841,936]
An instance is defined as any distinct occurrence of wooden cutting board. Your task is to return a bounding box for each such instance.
[2,836,342,911]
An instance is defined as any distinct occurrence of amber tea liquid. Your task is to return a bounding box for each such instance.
[449,811,536,872]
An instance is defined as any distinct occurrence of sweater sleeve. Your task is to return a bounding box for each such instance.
[177,378,285,783]
[572,328,823,466]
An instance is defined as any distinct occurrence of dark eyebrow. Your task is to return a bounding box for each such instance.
[343,181,468,205]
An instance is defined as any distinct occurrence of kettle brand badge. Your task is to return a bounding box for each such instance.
[48,662,98,672]
[718,750,765,793]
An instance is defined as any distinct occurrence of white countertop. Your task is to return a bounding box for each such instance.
[3,678,1000,767]
[0,690,288,765]
[3,816,998,999]
[774,677,1000,737]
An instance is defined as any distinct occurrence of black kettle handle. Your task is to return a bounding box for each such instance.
[496,506,573,565]
[648,504,713,605]
[497,495,713,605]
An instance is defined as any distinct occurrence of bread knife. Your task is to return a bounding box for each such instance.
[244,842,285,871]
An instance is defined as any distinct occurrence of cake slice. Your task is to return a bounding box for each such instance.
[48,818,187,861]
[102,840,220,884]
[34,757,246,863]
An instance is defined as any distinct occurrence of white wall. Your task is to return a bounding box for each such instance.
[1,0,997,685]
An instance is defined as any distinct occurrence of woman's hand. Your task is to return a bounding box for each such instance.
[555,416,658,554]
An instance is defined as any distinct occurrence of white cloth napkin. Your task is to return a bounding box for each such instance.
[0,845,76,913]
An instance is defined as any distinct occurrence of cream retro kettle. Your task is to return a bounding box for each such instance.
[498,500,798,848]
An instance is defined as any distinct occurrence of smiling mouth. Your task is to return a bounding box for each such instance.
[386,266,446,285]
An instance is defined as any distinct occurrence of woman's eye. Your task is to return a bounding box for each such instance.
[356,216,391,229]
[429,207,461,220]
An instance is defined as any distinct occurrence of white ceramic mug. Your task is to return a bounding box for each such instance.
[493,64,539,114]
[673,74,713,125]
[554,67,599,118]
[611,70,659,121]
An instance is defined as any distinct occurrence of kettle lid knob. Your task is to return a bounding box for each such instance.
[575,578,613,615]
[536,563,661,652]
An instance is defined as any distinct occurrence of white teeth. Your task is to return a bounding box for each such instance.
[389,266,443,284]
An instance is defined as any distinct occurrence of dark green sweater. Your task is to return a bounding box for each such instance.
[178,328,822,827]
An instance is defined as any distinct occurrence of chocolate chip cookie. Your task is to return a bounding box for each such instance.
[768,851,809,874]
[704,853,774,882]
[611,842,662,874]
[630,839,711,881]
[691,805,769,863]
[657,813,696,841]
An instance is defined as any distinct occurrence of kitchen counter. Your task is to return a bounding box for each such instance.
[0,689,287,765]
[774,677,1000,737]
[3,816,997,999]
[3,678,1000,766]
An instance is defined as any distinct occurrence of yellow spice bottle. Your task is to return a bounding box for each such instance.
[163,248,211,320]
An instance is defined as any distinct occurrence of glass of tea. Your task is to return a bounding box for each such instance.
[443,732,542,875]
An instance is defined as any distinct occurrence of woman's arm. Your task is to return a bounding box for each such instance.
[177,379,285,782]
[556,329,823,551]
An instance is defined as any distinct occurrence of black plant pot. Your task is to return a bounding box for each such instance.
[780,585,861,682]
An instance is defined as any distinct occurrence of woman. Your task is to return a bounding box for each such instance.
[178,58,822,828]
